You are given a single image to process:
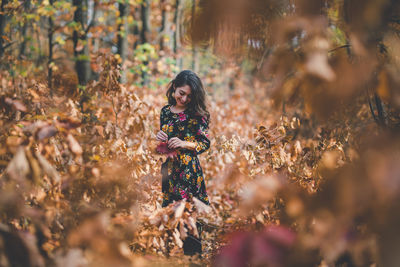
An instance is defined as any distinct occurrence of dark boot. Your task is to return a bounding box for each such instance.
[183,234,202,256]
[183,222,203,256]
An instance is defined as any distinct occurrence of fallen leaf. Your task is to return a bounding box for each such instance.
[67,134,83,155]
[37,125,58,141]
[156,142,177,158]
[174,201,186,220]
[35,152,61,183]
[193,197,212,214]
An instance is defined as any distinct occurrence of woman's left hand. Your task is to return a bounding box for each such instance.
[168,137,186,149]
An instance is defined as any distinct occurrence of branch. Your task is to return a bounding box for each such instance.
[2,40,16,50]
[367,90,379,125]
[374,93,386,127]
[256,47,273,70]
[328,44,351,53]
[48,25,63,35]
[366,88,387,128]
[85,0,98,35]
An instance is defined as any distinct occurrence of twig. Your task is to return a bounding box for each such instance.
[367,89,379,125]
[256,47,272,70]
[328,44,351,53]
[1,40,16,50]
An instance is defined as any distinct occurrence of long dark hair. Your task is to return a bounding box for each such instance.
[166,70,210,119]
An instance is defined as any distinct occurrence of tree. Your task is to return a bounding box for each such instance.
[18,0,31,60]
[159,0,169,51]
[73,0,92,85]
[140,0,150,44]
[0,0,9,58]
[191,0,198,72]
[48,0,55,94]
[173,0,182,68]
[117,1,129,83]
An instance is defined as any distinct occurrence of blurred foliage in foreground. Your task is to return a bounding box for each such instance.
[1,0,400,267]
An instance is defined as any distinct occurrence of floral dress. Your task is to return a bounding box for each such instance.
[160,104,210,207]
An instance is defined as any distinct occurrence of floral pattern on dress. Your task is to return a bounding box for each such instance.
[160,104,210,207]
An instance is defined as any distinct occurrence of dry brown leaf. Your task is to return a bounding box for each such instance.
[193,197,212,214]
[172,228,183,248]
[174,201,186,220]
[35,152,61,183]
[4,147,30,182]
[67,134,83,155]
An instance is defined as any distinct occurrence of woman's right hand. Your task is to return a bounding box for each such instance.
[156,130,168,142]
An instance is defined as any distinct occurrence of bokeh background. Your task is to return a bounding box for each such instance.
[1,0,400,266]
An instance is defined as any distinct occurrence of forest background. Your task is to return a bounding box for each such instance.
[1,0,400,266]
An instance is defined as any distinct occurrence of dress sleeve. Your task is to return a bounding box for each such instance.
[194,115,210,155]
[160,106,167,131]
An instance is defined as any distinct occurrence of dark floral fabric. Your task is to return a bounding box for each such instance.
[160,104,210,207]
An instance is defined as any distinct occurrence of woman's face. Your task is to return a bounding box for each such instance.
[174,85,192,108]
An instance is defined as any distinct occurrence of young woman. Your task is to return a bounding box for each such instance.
[156,70,210,255]
[156,70,210,207]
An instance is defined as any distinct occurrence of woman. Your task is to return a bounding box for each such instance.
[156,70,211,255]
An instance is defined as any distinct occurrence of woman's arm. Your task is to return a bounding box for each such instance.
[167,138,195,149]
[160,106,165,130]
[182,141,197,150]
[167,115,210,154]
[192,115,210,155]
[157,106,168,142]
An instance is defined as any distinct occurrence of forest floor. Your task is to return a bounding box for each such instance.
[1,68,355,266]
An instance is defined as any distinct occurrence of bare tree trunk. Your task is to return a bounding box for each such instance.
[117,2,129,83]
[133,7,140,49]
[48,0,55,95]
[140,0,150,44]
[139,0,150,85]
[19,0,31,59]
[159,0,169,51]
[191,0,198,72]
[73,0,91,85]
[173,0,180,54]
[0,0,8,58]
[35,26,42,67]
[173,0,182,68]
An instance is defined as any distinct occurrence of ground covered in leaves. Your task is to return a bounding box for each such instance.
[2,53,399,267]
[4,0,400,265]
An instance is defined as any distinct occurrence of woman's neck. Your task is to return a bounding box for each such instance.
[171,104,186,113]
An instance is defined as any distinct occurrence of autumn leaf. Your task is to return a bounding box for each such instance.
[4,147,30,182]
[66,134,83,155]
[4,97,27,112]
[156,142,177,158]
[57,117,81,130]
[37,125,58,141]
